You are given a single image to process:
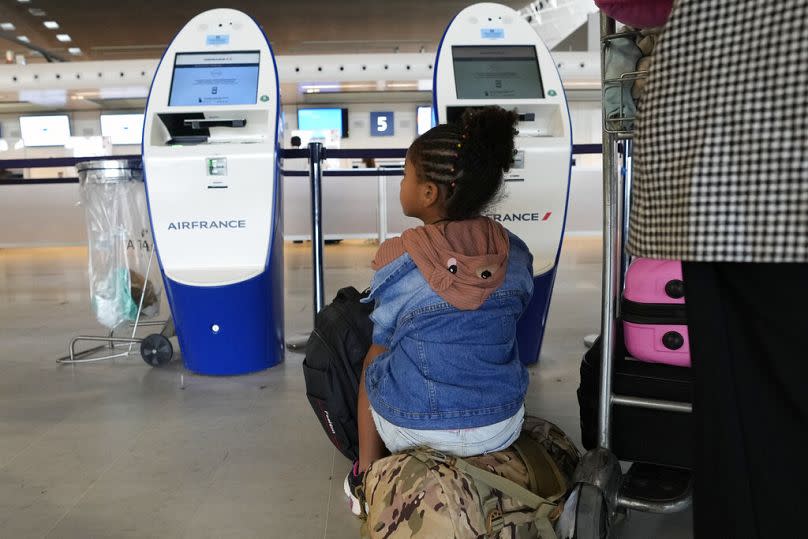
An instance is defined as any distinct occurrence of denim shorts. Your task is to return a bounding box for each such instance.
[370,405,525,457]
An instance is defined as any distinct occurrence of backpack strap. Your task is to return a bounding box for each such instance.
[449,453,550,508]
[511,433,568,502]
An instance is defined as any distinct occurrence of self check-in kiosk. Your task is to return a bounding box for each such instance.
[142,9,283,375]
[434,3,572,365]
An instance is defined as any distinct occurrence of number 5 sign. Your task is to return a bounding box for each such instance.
[370,112,395,136]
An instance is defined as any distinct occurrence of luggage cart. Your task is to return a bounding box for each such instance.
[557,15,693,538]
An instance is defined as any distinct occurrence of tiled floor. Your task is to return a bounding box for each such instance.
[0,239,692,538]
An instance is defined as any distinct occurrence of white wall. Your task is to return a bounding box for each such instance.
[0,99,603,246]
[0,100,602,163]
[0,111,141,248]
[281,102,423,240]
[280,100,603,238]
[566,101,603,235]
[568,101,602,144]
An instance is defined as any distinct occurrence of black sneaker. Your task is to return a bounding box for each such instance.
[343,460,367,517]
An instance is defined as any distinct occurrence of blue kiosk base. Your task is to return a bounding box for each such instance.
[165,271,284,376]
[516,269,558,366]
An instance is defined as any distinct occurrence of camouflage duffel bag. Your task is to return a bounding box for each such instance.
[361,416,581,539]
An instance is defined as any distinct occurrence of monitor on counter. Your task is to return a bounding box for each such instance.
[416,106,434,135]
[169,51,260,107]
[297,108,349,138]
[452,45,543,100]
[19,115,71,147]
[100,113,145,145]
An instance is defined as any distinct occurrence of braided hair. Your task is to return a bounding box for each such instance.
[408,106,518,221]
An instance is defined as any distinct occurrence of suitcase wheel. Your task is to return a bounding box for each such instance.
[665,279,685,299]
[662,331,685,350]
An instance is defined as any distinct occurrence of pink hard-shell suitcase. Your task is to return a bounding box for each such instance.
[622,258,690,367]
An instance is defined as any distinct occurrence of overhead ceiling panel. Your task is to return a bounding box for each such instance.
[0,1,527,61]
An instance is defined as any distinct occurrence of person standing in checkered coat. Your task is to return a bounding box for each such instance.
[628,0,808,536]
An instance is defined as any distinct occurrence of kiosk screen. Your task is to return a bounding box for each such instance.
[452,46,543,99]
[169,51,260,106]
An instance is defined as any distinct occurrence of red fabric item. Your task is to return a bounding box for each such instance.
[595,0,673,28]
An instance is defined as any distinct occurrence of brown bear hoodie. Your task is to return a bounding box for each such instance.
[371,217,510,311]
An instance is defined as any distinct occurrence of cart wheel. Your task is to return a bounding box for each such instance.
[140,334,173,367]
[555,484,610,539]
[572,484,610,539]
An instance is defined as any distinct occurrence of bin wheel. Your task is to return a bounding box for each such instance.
[558,484,609,539]
[140,334,173,367]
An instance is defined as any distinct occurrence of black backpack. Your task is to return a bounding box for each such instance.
[303,287,373,461]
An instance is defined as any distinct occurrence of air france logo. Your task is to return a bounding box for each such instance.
[487,212,552,223]
[167,219,246,231]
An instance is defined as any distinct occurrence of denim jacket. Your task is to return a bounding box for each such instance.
[363,231,534,430]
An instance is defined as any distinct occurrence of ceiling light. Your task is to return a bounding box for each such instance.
[1,23,16,31]
[417,79,432,91]
[43,21,59,29]
[17,35,29,42]
[28,8,46,16]
[56,34,71,42]
[68,47,81,55]
[18,0,32,3]
[387,82,418,89]
[301,84,340,91]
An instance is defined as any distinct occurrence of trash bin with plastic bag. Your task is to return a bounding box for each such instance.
[57,159,174,367]
[78,159,162,328]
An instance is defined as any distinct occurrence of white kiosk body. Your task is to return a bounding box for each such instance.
[434,2,572,364]
[142,9,283,375]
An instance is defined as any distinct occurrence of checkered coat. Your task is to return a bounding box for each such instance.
[627,0,808,263]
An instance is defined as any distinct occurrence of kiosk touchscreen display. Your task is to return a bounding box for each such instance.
[452,46,543,99]
[169,51,260,106]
